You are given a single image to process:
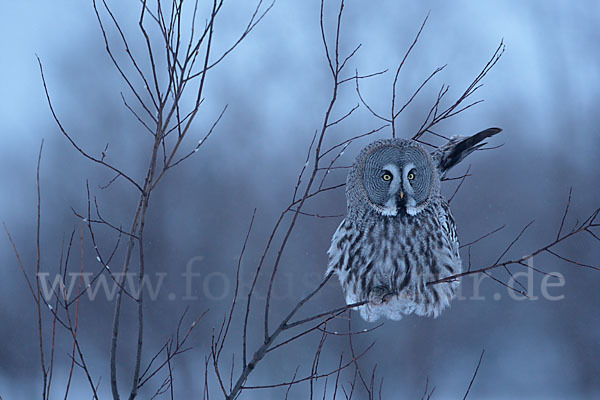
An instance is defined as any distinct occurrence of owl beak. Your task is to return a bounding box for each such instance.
[395,191,406,211]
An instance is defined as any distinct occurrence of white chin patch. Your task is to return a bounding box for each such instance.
[405,198,420,216]
[381,198,398,216]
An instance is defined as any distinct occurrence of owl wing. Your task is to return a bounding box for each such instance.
[327,219,353,276]
[439,201,458,246]
[431,127,501,177]
[435,199,461,273]
[327,219,369,305]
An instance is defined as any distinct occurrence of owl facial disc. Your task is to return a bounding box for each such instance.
[361,143,434,216]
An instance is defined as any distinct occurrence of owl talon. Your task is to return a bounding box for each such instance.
[369,286,394,305]
[382,292,395,303]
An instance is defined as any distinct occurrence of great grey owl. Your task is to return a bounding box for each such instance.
[327,128,501,322]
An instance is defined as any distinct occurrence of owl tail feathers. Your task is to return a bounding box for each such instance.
[433,127,502,176]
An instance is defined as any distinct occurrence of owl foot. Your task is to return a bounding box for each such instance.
[369,286,395,305]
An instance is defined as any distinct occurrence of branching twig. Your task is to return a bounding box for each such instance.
[429,196,600,286]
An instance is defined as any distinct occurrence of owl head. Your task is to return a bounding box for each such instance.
[347,139,440,217]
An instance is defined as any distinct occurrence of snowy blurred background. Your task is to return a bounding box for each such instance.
[1,0,599,398]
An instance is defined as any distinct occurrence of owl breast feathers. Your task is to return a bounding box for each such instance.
[327,128,500,322]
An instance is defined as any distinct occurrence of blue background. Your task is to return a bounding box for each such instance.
[1,1,599,398]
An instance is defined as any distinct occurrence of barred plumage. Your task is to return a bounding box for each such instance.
[327,128,500,322]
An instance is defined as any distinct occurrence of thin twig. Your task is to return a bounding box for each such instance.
[463,350,485,400]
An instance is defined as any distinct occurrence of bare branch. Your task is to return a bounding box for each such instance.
[448,164,471,204]
[429,201,600,286]
[463,350,485,400]
[37,57,143,192]
[460,225,506,249]
[241,343,374,390]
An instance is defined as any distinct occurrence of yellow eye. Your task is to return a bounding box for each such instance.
[407,171,415,180]
[382,172,392,181]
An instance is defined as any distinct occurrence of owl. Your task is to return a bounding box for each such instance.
[327,128,501,322]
